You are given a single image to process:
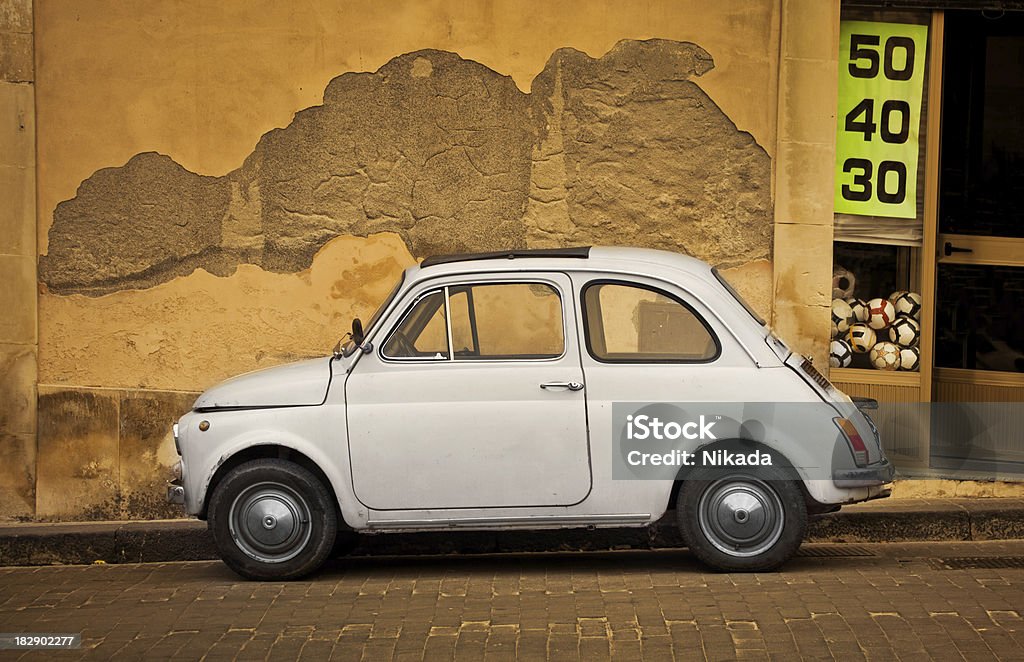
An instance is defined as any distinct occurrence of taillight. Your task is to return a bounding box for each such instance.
[834,417,868,467]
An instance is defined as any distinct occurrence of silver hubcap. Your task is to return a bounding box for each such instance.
[228,481,312,563]
[697,476,784,558]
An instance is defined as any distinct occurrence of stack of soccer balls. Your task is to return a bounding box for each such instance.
[830,291,921,371]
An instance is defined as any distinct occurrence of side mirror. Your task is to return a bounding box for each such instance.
[333,318,372,360]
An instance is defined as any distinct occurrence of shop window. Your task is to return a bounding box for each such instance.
[831,242,919,371]
[831,7,931,375]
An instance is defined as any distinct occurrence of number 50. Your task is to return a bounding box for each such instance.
[841,158,907,204]
[849,34,915,81]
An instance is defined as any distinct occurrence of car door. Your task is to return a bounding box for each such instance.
[344,272,592,511]
[574,276,784,504]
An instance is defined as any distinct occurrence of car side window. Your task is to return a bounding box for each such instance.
[383,282,564,361]
[582,281,719,362]
[451,283,564,359]
[381,291,450,360]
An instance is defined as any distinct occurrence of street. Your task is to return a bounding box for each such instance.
[1,540,1023,660]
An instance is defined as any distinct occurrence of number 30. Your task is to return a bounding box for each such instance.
[842,158,907,204]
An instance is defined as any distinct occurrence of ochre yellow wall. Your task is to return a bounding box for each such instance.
[35,0,780,237]
[22,0,790,520]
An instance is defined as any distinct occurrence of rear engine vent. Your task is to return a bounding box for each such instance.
[801,358,832,391]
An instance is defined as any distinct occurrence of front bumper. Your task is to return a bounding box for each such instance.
[167,479,185,505]
[833,457,896,488]
[166,454,185,505]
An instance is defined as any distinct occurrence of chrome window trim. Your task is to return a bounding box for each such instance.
[378,278,569,365]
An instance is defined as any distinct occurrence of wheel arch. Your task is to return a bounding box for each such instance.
[199,444,347,528]
[664,438,822,513]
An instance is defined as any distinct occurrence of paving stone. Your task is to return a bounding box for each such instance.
[0,541,1023,659]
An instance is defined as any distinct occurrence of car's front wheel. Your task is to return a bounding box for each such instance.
[677,465,806,572]
[208,458,337,580]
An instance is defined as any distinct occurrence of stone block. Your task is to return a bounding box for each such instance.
[0,81,33,167]
[118,390,195,519]
[36,388,120,520]
[0,0,33,32]
[0,32,32,83]
[0,164,34,256]
[807,503,971,542]
[0,254,35,343]
[771,221,834,365]
[778,57,838,146]
[718,259,773,324]
[0,342,35,434]
[782,0,840,62]
[772,300,830,368]
[774,141,835,226]
[0,432,34,518]
[772,222,834,304]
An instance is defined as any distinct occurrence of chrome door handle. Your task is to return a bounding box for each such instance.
[540,381,584,391]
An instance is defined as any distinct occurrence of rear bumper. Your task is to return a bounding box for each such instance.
[833,457,896,488]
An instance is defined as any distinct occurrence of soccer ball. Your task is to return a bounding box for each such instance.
[866,297,896,330]
[888,290,908,303]
[846,297,870,323]
[830,299,855,337]
[869,341,901,370]
[832,265,856,299]
[893,291,922,320]
[888,315,921,348]
[899,346,920,371]
[829,339,854,368]
[847,323,876,353]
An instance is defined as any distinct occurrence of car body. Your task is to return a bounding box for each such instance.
[169,247,894,579]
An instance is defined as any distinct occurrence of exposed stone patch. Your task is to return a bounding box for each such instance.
[255,49,533,272]
[39,40,771,295]
[40,153,230,293]
[529,39,772,265]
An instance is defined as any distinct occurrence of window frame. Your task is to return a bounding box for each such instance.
[580,278,722,365]
[379,279,569,364]
[379,289,451,361]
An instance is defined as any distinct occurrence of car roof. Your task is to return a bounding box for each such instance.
[412,246,716,280]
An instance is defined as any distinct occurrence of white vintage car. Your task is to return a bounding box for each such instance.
[169,247,894,580]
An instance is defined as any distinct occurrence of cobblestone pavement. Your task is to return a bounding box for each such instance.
[2,541,1024,660]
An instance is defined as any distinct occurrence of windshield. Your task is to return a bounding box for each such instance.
[711,267,767,327]
[339,271,405,355]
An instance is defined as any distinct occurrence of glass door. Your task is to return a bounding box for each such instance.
[933,10,1024,474]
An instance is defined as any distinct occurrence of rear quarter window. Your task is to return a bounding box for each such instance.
[582,281,720,363]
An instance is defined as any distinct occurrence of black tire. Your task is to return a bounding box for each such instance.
[207,458,337,580]
[676,464,806,572]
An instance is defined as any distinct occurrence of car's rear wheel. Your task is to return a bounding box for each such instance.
[208,458,337,580]
[677,464,806,571]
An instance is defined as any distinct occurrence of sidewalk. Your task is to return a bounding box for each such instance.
[1,498,1022,567]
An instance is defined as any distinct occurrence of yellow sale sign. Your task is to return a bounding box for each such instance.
[834,21,928,218]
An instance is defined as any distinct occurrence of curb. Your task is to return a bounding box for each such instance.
[1,499,1022,567]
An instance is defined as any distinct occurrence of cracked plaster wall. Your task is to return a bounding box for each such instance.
[27,1,782,520]
[40,42,770,295]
